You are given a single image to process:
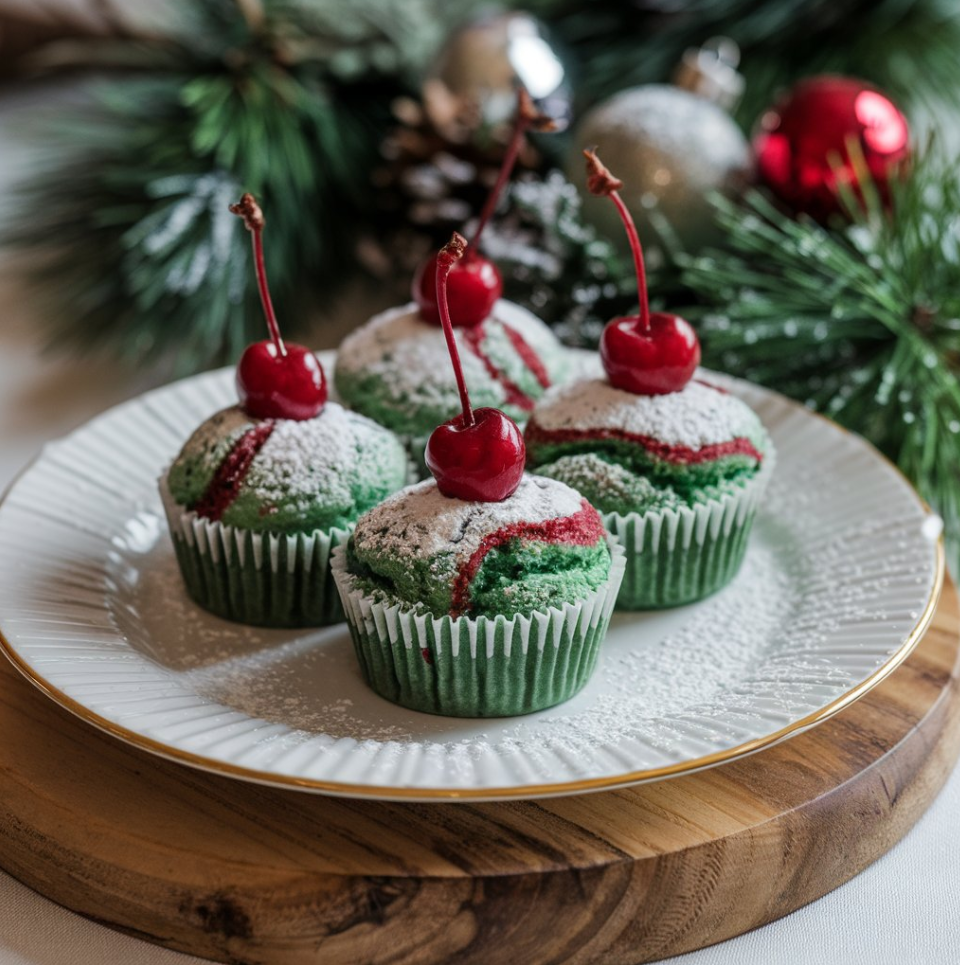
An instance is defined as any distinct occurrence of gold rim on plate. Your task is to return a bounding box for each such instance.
[0,386,946,801]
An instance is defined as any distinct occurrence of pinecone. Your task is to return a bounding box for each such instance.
[357,96,544,296]
[481,170,636,347]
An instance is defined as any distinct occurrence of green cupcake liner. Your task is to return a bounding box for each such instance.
[604,449,776,610]
[160,477,350,628]
[331,540,626,718]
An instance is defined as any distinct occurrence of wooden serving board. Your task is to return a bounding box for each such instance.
[0,577,957,965]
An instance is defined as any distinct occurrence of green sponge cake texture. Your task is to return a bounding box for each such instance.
[347,475,611,619]
[167,402,408,534]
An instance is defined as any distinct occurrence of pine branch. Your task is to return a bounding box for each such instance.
[2,0,451,374]
[680,151,960,568]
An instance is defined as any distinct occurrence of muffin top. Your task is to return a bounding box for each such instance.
[334,300,571,437]
[165,401,408,534]
[525,377,770,513]
[346,474,611,618]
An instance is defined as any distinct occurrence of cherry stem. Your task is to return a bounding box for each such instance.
[435,232,474,426]
[469,87,555,254]
[230,193,286,356]
[583,149,650,333]
[610,191,650,333]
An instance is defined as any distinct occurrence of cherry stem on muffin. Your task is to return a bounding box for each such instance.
[436,232,475,426]
[229,192,286,357]
[470,87,557,253]
[583,148,651,334]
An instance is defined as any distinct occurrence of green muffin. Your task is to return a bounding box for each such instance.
[526,376,774,609]
[330,474,626,717]
[160,401,408,627]
[334,300,572,472]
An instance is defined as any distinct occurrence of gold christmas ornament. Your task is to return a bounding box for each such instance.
[570,40,751,255]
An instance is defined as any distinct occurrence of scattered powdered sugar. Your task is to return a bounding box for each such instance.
[530,378,765,449]
[351,474,585,569]
[505,541,799,752]
[103,418,936,775]
[107,508,800,749]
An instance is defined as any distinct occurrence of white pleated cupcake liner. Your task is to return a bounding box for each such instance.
[331,538,626,717]
[604,447,776,609]
[159,474,352,627]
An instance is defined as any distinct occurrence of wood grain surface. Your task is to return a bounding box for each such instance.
[0,578,957,965]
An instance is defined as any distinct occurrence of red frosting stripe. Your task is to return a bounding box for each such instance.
[192,421,275,521]
[503,323,551,389]
[525,422,763,466]
[450,498,606,616]
[460,321,552,412]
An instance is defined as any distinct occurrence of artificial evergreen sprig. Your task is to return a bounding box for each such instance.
[6,0,451,374]
[681,151,960,566]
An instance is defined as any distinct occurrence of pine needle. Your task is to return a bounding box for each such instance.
[681,149,960,569]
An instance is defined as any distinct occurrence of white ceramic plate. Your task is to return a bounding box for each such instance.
[0,356,943,801]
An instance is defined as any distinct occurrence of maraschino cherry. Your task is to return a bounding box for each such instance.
[424,232,526,502]
[229,193,327,420]
[584,150,701,395]
[413,88,557,329]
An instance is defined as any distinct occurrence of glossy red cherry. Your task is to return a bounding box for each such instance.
[414,88,555,329]
[229,193,327,420]
[600,312,700,395]
[584,149,700,395]
[425,231,525,502]
[236,340,327,420]
[413,249,502,328]
[426,406,526,502]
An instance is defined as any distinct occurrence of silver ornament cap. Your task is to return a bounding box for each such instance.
[672,37,745,112]
[423,12,572,146]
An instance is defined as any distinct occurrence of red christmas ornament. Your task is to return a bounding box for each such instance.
[413,88,556,328]
[753,75,910,219]
[584,149,700,396]
[229,194,327,421]
[424,232,526,502]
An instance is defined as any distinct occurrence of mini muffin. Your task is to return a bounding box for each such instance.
[334,300,572,470]
[331,474,625,717]
[521,147,776,610]
[159,191,411,628]
[161,401,409,627]
[526,377,774,609]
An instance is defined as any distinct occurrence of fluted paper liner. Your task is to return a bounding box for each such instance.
[331,539,626,717]
[160,474,349,628]
[605,448,776,610]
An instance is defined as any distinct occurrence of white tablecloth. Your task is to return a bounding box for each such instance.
[1,85,959,965]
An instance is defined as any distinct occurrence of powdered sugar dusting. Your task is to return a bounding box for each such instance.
[530,378,765,450]
[351,474,585,572]
[170,402,404,516]
[335,300,565,408]
[241,402,392,504]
